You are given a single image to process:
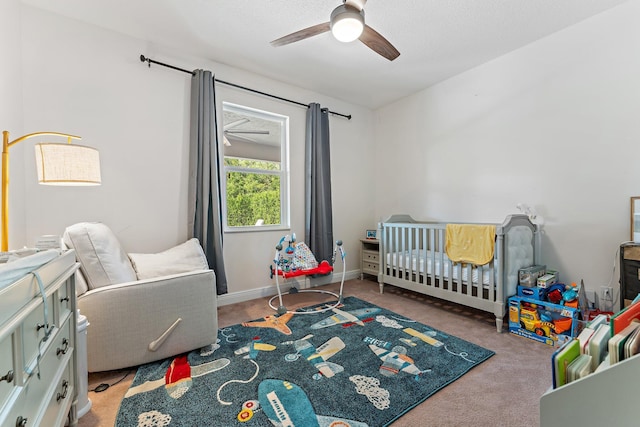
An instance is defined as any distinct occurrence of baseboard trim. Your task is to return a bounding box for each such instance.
[217,269,361,307]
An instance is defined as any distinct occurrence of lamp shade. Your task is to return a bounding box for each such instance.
[330,5,365,43]
[35,143,101,185]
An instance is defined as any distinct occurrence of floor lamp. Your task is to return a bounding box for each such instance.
[2,130,101,252]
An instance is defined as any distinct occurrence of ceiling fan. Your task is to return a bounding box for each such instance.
[223,118,269,146]
[270,0,400,61]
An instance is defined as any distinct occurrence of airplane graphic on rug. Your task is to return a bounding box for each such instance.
[241,311,295,335]
[309,307,381,329]
[400,327,444,348]
[234,336,277,359]
[283,334,345,378]
[124,355,230,399]
[364,337,431,380]
[238,379,369,427]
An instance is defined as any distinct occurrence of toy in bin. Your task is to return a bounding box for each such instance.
[517,281,580,309]
[268,233,346,315]
[545,283,579,308]
[519,303,572,336]
[509,295,580,346]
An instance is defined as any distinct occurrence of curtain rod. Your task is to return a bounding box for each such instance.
[139,55,352,120]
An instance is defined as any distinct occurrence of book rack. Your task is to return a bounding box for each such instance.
[540,352,640,426]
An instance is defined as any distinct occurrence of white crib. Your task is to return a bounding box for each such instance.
[377,214,540,332]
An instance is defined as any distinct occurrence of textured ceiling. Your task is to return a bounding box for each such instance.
[21,0,629,109]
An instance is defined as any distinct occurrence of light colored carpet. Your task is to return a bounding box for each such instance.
[77,279,554,427]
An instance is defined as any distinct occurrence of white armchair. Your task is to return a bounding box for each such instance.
[63,222,218,372]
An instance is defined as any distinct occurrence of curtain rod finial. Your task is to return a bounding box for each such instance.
[139,54,150,67]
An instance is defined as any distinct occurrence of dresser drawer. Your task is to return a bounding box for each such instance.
[0,334,15,412]
[6,357,73,427]
[27,317,72,387]
[40,363,74,427]
[55,279,73,324]
[0,387,27,427]
[23,294,55,370]
[16,318,73,426]
[363,262,379,274]
[362,250,379,262]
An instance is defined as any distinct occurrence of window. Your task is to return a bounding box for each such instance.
[222,102,289,231]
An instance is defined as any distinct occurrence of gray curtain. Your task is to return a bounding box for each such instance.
[188,69,228,294]
[305,103,334,264]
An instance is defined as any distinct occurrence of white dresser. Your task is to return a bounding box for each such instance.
[0,250,79,427]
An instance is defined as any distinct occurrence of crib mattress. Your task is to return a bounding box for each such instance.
[385,251,494,287]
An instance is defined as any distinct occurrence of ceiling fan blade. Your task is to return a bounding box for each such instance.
[224,118,249,130]
[225,130,270,135]
[271,22,331,47]
[359,25,400,61]
[224,133,261,144]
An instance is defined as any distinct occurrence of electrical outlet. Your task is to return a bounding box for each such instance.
[601,286,613,302]
[585,290,596,308]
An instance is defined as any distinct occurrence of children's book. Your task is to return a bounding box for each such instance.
[588,323,610,371]
[576,325,596,355]
[566,353,592,383]
[624,324,640,359]
[588,313,609,330]
[575,354,593,380]
[576,313,608,355]
[608,319,640,364]
[610,299,640,335]
[551,338,580,389]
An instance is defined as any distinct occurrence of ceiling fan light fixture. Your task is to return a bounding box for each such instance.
[330,5,364,43]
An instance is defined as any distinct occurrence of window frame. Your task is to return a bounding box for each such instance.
[221,102,290,233]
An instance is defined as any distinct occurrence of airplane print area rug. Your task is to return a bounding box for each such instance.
[115,297,494,427]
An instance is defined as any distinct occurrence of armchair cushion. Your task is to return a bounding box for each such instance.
[63,222,137,290]
[128,238,209,279]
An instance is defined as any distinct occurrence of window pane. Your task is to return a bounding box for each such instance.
[226,171,281,227]
[222,102,289,231]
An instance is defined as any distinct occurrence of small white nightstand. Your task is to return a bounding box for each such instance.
[360,239,380,280]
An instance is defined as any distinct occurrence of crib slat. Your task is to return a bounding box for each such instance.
[421,227,427,285]
[405,228,416,282]
[439,228,448,289]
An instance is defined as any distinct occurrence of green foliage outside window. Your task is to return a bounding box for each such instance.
[225,158,281,227]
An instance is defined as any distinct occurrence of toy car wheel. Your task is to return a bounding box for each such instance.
[535,328,545,336]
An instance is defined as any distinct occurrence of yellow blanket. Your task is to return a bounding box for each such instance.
[445,224,496,265]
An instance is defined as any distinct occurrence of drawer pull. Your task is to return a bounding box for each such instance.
[36,323,49,332]
[57,338,69,356]
[16,416,27,427]
[60,296,70,303]
[1,370,14,383]
[56,380,69,402]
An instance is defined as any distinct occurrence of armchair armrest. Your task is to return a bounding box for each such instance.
[79,269,218,372]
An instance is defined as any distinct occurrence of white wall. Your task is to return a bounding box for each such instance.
[1,0,27,249]
[16,5,375,298]
[374,1,640,307]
